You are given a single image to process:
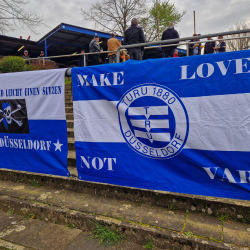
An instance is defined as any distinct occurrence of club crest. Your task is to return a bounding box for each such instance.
[117,84,189,159]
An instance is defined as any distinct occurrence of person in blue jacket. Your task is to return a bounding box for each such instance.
[214,36,226,53]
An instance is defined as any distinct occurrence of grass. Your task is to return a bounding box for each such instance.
[216,213,229,222]
[184,231,193,237]
[28,179,41,187]
[0,247,13,250]
[66,223,76,229]
[65,77,72,84]
[25,214,36,219]
[166,204,176,210]
[91,221,126,247]
[144,239,154,249]
[7,210,14,214]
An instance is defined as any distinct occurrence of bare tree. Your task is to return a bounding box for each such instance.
[81,0,148,36]
[226,20,250,51]
[0,0,44,35]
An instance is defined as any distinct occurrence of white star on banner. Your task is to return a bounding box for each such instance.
[54,139,63,152]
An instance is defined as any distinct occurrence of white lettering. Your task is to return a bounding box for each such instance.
[221,168,237,183]
[235,58,250,74]
[92,157,104,170]
[113,72,124,85]
[197,63,214,78]
[77,75,90,86]
[80,156,91,169]
[100,73,111,86]
[216,60,232,75]
[237,170,250,183]
[104,158,116,171]
[203,167,219,180]
[180,65,196,80]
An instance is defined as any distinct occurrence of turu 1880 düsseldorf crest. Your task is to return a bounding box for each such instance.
[117,84,189,159]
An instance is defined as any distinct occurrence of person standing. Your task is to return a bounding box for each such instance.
[107,34,121,63]
[214,36,226,53]
[204,37,215,54]
[192,34,201,55]
[124,18,145,61]
[21,50,30,64]
[78,49,88,67]
[89,35,103,65]
[161,22,179,58]
[37,51,45,58]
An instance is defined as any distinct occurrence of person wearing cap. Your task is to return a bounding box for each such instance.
[161,22,179,58]
[78,49,88,67]
[37,51,45,58]
[89,35,103,65]
[107,34,121,63]
[204,37,215,55]
[21,50,30,64]
[124,18,145,61]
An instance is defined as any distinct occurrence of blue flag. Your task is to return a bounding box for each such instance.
[0,69,69,177]
[72,50,250,200]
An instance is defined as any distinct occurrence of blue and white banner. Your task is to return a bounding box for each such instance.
[72,50,250,200]
[0,69,69,177]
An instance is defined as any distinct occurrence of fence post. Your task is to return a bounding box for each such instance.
[186,43,189,56]
[43,58,45,66]
[84,54,86,67]
[116,49,121,63]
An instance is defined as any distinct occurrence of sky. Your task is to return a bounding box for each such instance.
[7,0,250,42]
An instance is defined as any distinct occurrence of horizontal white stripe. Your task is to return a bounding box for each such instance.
[130,119,169,129]
[128,106,168,118]
[0,69,66,120]
[74,92,250,152]
[134,130,170,142]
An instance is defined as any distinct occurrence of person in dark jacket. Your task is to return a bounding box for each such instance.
[89,35,103,65]
[161,22,179,57]
[124,18,145,60]
[78,49,88,67]
[21,50,30,64]
[37,51,45,58]
[204,37,215,54]
[214,36,226,53]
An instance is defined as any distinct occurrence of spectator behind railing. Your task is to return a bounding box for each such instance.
[204,37,216,55]
[214,36,226,53]
[174,49,179,57]
[107,34,121,63]
[192,34,202,55]
[21,50,30,64]
[89,35,103,65]
[37,51,45,58]
[161,22,179,58]
[78,49,88,67]
[124,18,145,61]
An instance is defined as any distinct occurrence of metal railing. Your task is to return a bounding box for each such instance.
[116,29,250,61]
[23,28,250,76]
[27,49,127,67]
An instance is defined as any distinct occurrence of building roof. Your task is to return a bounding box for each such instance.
[0,35,44,58]
[37,23,124,56]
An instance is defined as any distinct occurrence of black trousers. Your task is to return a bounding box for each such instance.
[128,48,142,60]
[91,54,100,65]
